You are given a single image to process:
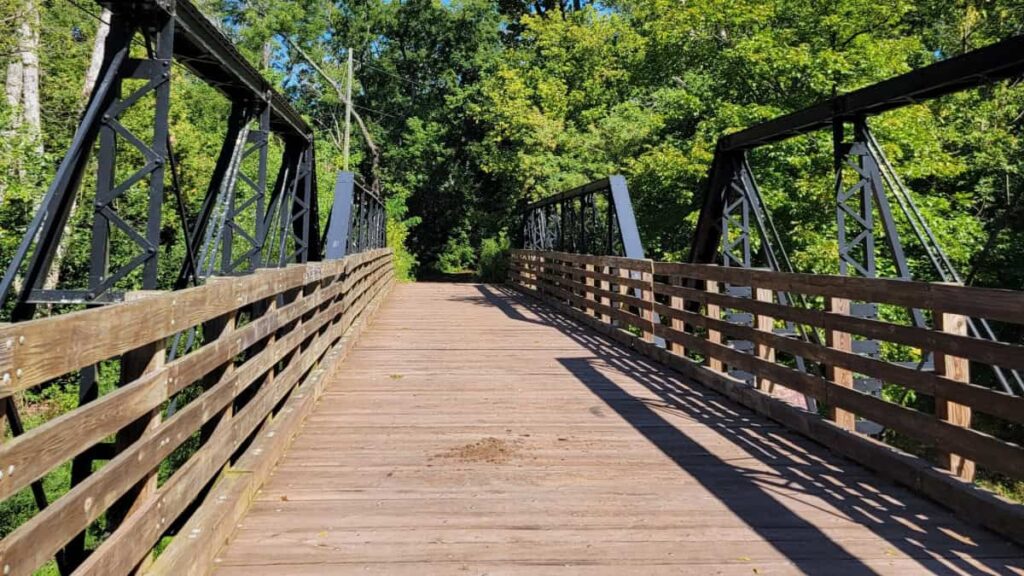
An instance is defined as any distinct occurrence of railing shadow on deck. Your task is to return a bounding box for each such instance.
[460,283,1022,575]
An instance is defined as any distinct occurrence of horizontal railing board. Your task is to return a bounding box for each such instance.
[512,250,1024,482]
[0,265,356,501]
[0,253,396,485]
[141,264,394,576]
[509,253,1024,545]
[651,301,1024,426]
[652,261,1024,325]
[509,275,1024,548]
[0,266,307,395]
[0,249,394,576]
[513,249,1024,324]
[651,280,1024,373]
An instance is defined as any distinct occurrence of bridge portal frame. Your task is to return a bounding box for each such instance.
[690,33,1024,397]
[0,1,331,571]
[0,0,322,321]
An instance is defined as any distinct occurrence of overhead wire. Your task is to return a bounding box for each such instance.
[360,61,428,89]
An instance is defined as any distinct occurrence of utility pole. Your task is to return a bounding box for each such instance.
[343,48,353,171]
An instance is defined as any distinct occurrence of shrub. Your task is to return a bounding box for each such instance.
[477,232,510,283]
[437,229,476,274]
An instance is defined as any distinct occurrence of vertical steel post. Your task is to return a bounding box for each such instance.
[325,171,355,259]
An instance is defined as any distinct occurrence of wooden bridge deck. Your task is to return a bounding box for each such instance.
[212,283,1023,575]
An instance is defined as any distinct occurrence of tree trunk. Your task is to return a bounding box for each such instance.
[82,9,111,101]
[43,8,111,293]
[0,5,27,206]
[5,59,23,120]
[20,0,41,153]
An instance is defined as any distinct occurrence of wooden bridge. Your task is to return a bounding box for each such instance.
[3,249,1024,574]
[4,2,1024,573]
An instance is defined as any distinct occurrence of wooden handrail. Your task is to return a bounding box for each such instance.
[0,249,395,576]
[510,249,1024,538]
[515,249,1024,324]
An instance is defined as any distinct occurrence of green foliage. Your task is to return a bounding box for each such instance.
[437,228,476,274]
[4,0,1024,540]
[477,232,511,283]
[386,194,420,282]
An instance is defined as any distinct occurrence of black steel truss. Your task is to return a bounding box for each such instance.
[1,0,321,316]
[691,34,1024,402]
[0,2,334,571]
[520,176,644,259]
[325,171,387,258]
[719,34,1024,152]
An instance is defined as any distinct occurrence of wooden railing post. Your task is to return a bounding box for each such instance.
[199,279,239,446]
[541,254,552,299]
[640,263,654,343]
[935,308,975,481]
[599,264,611,323]
[537,253,544,291]
[669,276,686,357]
[753,287,774,392]
[705,279,724,372]
[107,291,166,536]
[617,266,630,321]
[584,262,595,316]
[826,297,856,431]
[574,258,585,309]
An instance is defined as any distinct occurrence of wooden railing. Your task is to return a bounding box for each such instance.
[0,249,394,576]
[511,249,1024,542]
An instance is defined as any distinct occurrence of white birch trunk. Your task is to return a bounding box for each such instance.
[0,6,27,206]
[82,9,111,101]
[43,8,111,292]
[5,59,22,119]
[20,0,41,153]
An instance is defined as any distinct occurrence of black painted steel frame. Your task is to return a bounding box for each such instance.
[520,176,664,345]
[347,183,387,254]
[690,33,1024,398]
[520,175,644,259]
[325,171,387,258]
[0,1,326,571]
[0,0,321,318]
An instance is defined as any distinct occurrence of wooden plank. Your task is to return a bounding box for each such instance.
[0,266,308,396]
[705,279,723,372]
[935,309,975,481]
[0,262,354,502]
[650,281,1024,425]
[510,281,1024,550]
[145,262,394,576]
[826,297,855,431]
[77,256,395,576]
[0,251,395,576]
[0,367,238,576]
[647,318,1024,479]
[107,291,168,540]
[541,259,649,291]
[640,262,654,343]
[519,251,1024,326]
[584,263,595,316]
[652,298,1024,430]
[652,278,1024,374]
[669,276,686,357]
[651,259,1024,324]
[210,281,1023,575]
[523,269,1024,476]
[753,287,774,393]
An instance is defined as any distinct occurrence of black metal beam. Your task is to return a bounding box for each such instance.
[99,0,311,139]
[523,177,618,212]
[719,34,1024,151]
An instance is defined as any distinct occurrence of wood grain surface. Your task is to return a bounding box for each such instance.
[212,283,1023,575]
